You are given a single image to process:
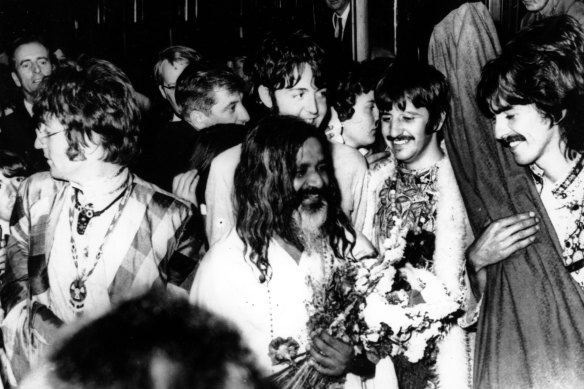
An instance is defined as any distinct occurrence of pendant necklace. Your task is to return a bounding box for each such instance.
[68,177,133,313]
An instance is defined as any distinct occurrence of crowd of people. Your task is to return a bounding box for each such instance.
[1,0,584,388]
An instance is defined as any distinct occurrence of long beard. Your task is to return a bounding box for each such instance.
[293,202,329,256]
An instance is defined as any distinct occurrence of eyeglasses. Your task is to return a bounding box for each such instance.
[35,127,65,141]
[160,83,176,91]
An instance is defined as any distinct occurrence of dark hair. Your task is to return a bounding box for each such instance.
[45,292,267,389]
[0,149,29,178]
[153,45,202,85]
[33,57,141,166]
[375,62,449,133]
[332,62,382,122]
[477,16,584,152]
[234,115,355,281]
[175,65,244,118]
[188,124,247,205]
[9,34,51,71]
[252,31,326,92]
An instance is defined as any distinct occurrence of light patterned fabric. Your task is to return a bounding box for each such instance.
[0,171,204,380]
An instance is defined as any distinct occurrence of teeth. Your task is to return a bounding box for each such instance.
[393,139,410,145]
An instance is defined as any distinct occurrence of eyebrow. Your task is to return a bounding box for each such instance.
[19,56,49,66]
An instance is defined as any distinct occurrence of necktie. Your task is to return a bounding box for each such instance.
[334,14,342,40]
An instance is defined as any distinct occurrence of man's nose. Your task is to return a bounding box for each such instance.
[389,120,403,138]
[304,92,318,115]
[306,170,324,189]
[493,116,506,139]
[237,105,250,124]
[32,61,41,74]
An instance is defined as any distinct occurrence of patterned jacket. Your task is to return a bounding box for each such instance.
[0,171,205,379]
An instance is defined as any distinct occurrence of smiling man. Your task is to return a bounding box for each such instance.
[1,58,204,382]
[0,35,53,171]
[204,31,368,245]
[369,61,477,388]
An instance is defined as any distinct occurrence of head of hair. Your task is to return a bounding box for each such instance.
[332,62,382,122]
[234,115,354,281]
[251,30,326,92]
[0,149,29,178]
[175,65,244,118]
[375,62,450,134]
[188,124,247,205]
[38,292,267,389]
[153,45,202,85]
[477,15,584,152]
[9,34,51,71]
[33,57,141,166]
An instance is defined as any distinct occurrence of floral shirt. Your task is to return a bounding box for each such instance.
[532,155,584,289]
[376,162,441,271]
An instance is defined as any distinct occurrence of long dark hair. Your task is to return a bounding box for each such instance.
[234,115,355,282]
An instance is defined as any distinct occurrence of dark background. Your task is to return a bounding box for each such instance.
[0,0,525,101]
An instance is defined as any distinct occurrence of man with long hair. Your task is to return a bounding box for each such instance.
[1,58,205,381]
[191,115,380,385]
[204,31,368,246]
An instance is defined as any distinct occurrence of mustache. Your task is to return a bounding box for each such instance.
[498,134,526,148]
[386,135,415,142]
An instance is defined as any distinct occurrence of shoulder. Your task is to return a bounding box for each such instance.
[132,174,193,217]
[330,142,367,170]
[19,172,64,201]
[210,144,242,171]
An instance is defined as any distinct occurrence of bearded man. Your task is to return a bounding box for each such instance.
[191,115,397,388]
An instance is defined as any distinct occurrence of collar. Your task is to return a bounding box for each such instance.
[530,154,583,198]
[23,99,33,117]
[332,4,350,24]
[71,167,131,208]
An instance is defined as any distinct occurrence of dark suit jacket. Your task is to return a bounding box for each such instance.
[0,99,47,171]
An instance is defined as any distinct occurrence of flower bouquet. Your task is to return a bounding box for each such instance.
[270,223,408,389]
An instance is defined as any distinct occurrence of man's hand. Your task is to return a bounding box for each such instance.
[308,330,353,376]
[466,212,539,298]
[172,169,200,207]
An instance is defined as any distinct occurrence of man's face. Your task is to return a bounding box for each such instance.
[341,91,379,149]
[198,88,250,129]
[11,42,52,101]
[493,103,557,166]
[0,173,24,221]
[522,0,550,12]
[271,65,327,128]
[292,137,330,233]
[381,99,440,169]
[158,59,189,116]
[325,0,350,13]
[34,116,84,181]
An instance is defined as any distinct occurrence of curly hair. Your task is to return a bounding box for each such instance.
[477,16,584,153]
[375,61,449,134]
[234,115,355,282]
[332,62,381,122]
[251,30,326,92]
[34,57,141,166]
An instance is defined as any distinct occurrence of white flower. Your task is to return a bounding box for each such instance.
[362,294,410,332]
[374,266,396,295]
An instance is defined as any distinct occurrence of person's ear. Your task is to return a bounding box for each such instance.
[188,110,209,129]
[11,72,21,88]
[434,111,446,132]
[555,109,567,126]
[258,85,273,109]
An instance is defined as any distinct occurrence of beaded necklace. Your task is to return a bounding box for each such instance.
[67,177,133,313]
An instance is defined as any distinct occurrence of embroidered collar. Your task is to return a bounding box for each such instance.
[530,154,584,200]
